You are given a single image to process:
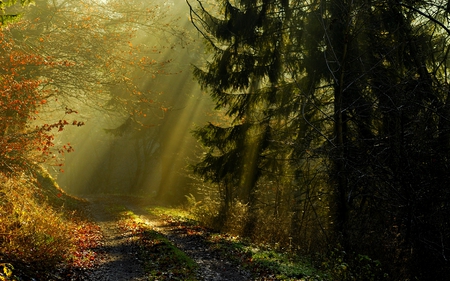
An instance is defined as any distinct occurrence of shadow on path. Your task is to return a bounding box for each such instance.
[81,196,147,281]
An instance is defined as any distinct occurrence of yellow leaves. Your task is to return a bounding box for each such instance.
[128,41,133,47]
[1,263,14,279]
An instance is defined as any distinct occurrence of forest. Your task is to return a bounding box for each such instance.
[1,0,449,280]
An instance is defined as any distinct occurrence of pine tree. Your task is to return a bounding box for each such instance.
[188,0,291,231]
[190,0,450,277]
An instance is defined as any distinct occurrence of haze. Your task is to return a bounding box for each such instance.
[19,0,213,204]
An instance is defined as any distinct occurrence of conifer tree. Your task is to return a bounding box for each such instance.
[188,0,292,230]
[190,0,450,277]
[317,0,450,277]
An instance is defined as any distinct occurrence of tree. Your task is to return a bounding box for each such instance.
[190,0,450,278]
[0,0,32,24]
[305,0,450,278]
[4,0,195,197]
[188,0,296,233]
[0,21,79,179]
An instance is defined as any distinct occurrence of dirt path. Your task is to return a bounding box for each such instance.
[82,197,147,281]
[83,196,252,281]
[124,203,252,281]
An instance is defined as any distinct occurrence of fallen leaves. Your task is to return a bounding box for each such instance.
[67,222,103,269]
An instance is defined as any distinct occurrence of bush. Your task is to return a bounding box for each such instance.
[0,167,86,279]
[0,177,72,265]
[321,248,388,281]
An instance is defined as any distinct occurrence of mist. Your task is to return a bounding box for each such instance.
[26,0,213,204]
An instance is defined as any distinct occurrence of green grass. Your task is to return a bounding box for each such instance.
[118,209,199,280]
[146,206,194,220]
[140,230,199,281]
[142,205,326,280]
[208,233,326,280]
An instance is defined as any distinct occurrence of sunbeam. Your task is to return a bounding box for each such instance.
[37,0,211,204]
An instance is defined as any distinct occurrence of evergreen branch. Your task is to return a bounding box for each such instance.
[398,1,450,36]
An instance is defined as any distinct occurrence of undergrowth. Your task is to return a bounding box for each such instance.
[118,209,199,280]
[0,165,93,280]
[152,203,326,281]
[185,194,388,280]
[208,233,325,280]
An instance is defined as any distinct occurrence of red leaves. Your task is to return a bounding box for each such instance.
[68,223,103,269]
[0,27,79,172]
[72,120,85,127]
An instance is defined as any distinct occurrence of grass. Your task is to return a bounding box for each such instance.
[146,206,194,220]
[0,165,94,280]
[117,209,199,280]
[147,205,326,281]
[141,230,199,280]
[207,233,325,280]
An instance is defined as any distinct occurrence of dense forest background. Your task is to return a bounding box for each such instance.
[0,0,449,280]
[186,0,450,280]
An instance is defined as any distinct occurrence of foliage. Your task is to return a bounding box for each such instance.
[321,249,388,281]
[154,202,325,280]
[0,0,33,25]
[208,233,325,280]
[0,263,18,281]
[186,192,227,230]
[188,0,293,233]
[16,0,178,112]
[11,0,200,199]
[0,24,78,175]
[117,209,199,280]
[189,0,450,279]
[67,222,102,270]
[0,166,92,280]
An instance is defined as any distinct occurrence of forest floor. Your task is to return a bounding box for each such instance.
[74,195,267,281]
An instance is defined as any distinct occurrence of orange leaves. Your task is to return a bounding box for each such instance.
[40,119,84,133]
[72,120,85,127]
[0,40,46,168]
[68,222,103,269]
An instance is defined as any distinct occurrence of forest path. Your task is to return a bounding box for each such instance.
[83,195,252,281]
[82,196,147,281]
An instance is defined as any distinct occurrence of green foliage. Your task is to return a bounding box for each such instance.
[144,202,326,280]
[190,0,450,278]
[321,249,388,281]
[146,206,194,222]
[208,233,325,280]
[0,0,33,25]
[141,229,199,280]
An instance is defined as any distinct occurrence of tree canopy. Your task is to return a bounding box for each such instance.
[188,0,450,279]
